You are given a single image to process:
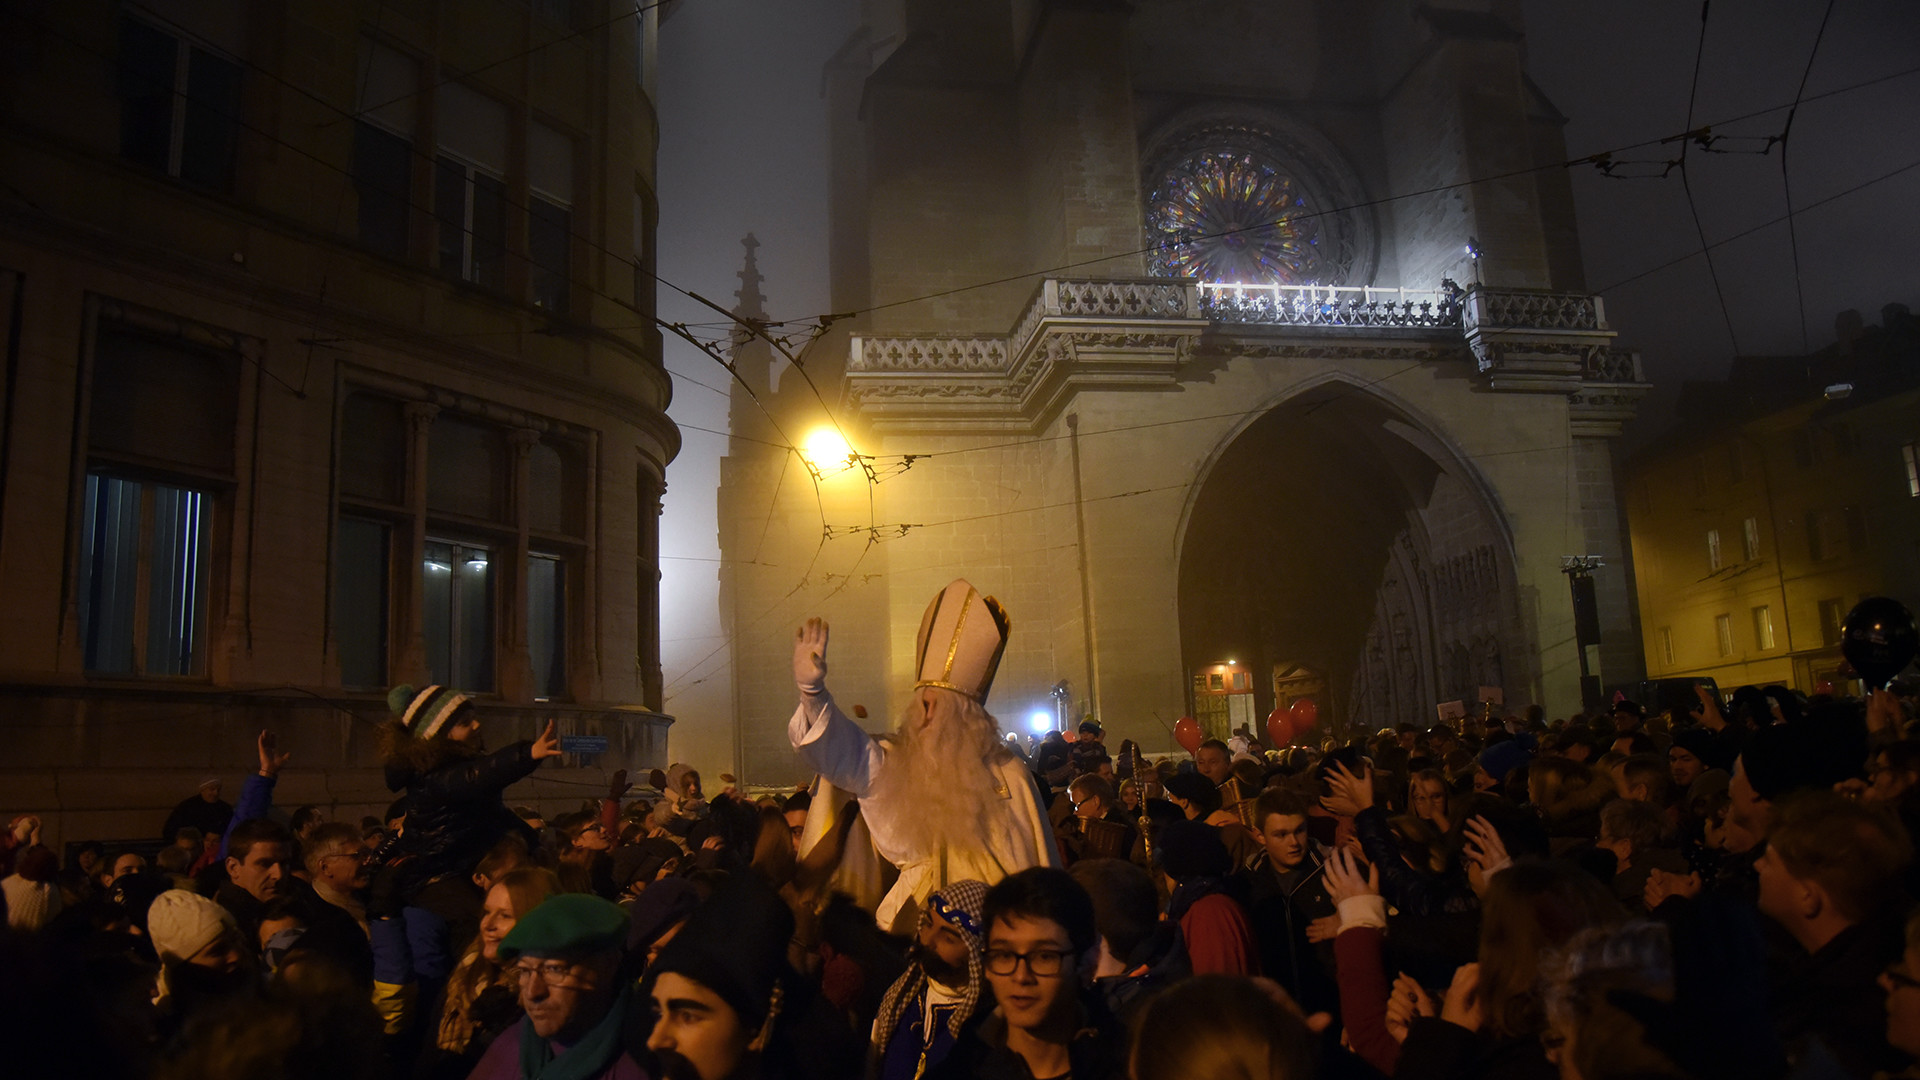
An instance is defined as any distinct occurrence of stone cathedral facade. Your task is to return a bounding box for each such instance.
[717,0,1648,784]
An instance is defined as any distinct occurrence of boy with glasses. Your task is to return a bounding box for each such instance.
[929,868,1125,1080]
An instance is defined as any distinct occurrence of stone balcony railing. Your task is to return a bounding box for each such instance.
[844,278,1649,433]
[1198,282,1462,329]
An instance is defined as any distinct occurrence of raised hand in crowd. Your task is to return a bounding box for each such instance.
[1439,961,1484,1033]
[1322,845,1378,905]
[257,729,291,778]
[1869,687,1908,738]
[1643,865,1703,909]
[793,616,830,695]
[10,813,42,846]
[1383,973,1436,1043]
[608,767,632,801]
[1462,815,1509,877]
[1692,682,1726,731]
[530,718,561,760]
[1321,760,1376,817]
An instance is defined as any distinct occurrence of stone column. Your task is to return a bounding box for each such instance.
[501,427,540,701]
[396,401,438,683]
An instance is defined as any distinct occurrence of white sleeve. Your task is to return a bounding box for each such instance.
[787,690,884,796]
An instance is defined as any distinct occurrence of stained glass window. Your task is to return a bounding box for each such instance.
[1144,123,1360,287]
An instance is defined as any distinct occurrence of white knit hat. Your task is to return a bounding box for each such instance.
[147,889,237,964]
[1,874,60,931]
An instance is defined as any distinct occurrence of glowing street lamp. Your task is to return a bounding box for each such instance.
[800,426,856,478]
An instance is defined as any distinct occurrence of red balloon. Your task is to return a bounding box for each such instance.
[1174,715,1203,754]
[1266,708,1292,748]
[1287,697,1319,735]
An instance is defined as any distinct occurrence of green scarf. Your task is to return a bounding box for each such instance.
[516,985,632,1080]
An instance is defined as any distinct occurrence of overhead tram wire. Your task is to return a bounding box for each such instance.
[1778,0,1839,353]
[308,0,676,130]
[17,9,860,653]
[722,140,1920,507]
[786,151,1920,543]
[663,99,1920,697]
[1675,0,1743,356]
[37,8,1915,693]
[768,63,1920,330]
[27,5,928,705]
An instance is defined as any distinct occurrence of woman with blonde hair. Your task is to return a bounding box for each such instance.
[417,866,562,1080]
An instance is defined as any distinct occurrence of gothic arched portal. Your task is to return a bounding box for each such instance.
[1176,384,1528,735]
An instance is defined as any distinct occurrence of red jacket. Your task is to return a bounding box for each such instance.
[1178,893,1260,976]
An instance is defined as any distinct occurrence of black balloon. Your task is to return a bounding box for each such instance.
[1841,597,1919,688]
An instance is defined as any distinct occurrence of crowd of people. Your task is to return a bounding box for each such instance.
[4,674,1920,1080]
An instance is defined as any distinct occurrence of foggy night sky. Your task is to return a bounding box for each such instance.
[651,0,1920,768]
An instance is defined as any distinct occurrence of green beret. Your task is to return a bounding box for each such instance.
[498,894,629,961]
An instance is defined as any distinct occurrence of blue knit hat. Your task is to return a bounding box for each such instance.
[1478,738,1532,782]
[386,683,471,739]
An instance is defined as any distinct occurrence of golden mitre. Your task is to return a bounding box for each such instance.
[913,579,1011,704]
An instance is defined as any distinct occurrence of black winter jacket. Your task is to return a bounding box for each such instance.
[384,742,541,889]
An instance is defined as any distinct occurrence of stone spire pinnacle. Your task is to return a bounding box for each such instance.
[733,233,766,320]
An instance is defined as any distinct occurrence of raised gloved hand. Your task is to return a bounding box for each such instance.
[793,618,830,696]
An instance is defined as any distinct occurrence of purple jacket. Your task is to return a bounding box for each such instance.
[463,1017,648,1080]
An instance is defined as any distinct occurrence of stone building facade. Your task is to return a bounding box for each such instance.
[717,0,1649,784]
[1626,305,1920,693]
[0,0,675,851]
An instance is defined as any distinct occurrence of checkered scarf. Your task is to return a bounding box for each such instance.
[872,879,989,1047]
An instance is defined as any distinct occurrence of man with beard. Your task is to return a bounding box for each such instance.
[789,580,1059,932]
[469,892,645,1080]
[872,880,989,1080]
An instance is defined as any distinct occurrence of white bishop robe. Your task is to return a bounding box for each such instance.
[789,689,1060,931]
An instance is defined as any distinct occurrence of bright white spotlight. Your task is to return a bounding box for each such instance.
[801,427,854,473]
[1028,710,1052,734]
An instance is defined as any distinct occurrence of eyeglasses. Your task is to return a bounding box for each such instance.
[984,947,1071,977]
[513,960,590,989]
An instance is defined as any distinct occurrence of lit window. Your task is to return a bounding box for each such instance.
[1715,614,1733,658]
[1751,606,1775,651]
[117,19,241,190]
[1904,443,1919,498]
[80,474,211,675]
[1706,529,1722,571]
[1742,517,1760,562]
[423,540,494,692]
[1658,627,1675,667]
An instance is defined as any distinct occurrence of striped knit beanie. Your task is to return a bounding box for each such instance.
[387,683,472,739]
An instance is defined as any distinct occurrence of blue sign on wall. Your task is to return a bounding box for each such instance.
[559,734,609,755]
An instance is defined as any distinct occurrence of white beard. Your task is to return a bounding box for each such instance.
[867,689,1010,857]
